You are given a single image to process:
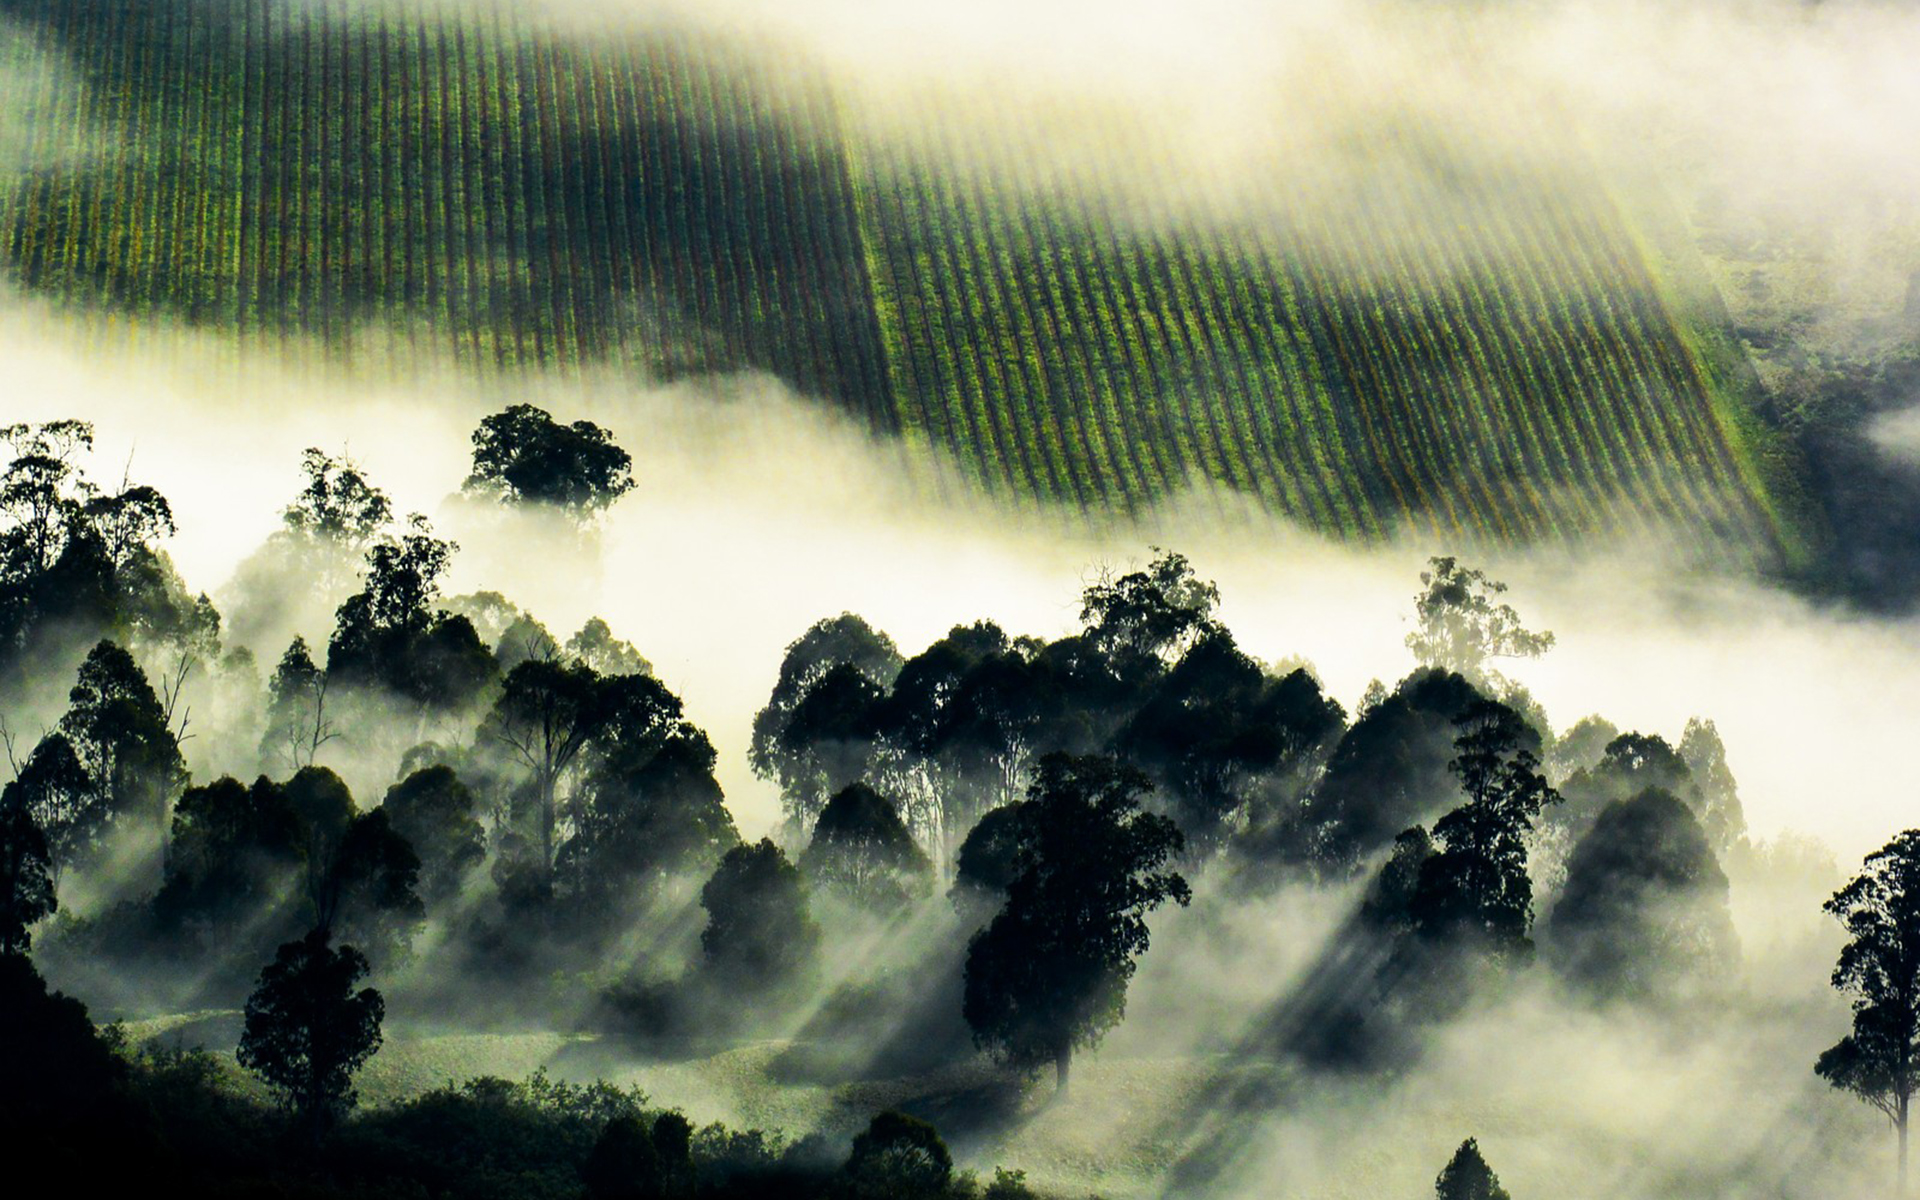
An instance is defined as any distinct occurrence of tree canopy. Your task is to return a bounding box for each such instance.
[962,753,1189,1092]
[464,404,635,517]
[236,927,386,1145]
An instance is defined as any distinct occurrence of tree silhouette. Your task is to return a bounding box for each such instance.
[751,613,901,830]
[7,732,96,881]
[264,636,336,771]
[327,516,494,708]
[1078,548,1221,692]
[1436,1138,1511,1200]
[583,1112,694,1200]
[485,657,606,880]
[1545,788,1736,1002]
[464,404,634,517]
[1118,628,1343,854]
[1406,556,1552,689]
[843,1110,953,1199]
[1818,829,1920,1193]
[0,786,55,955]
[58,639,185,883]
[381,765,485,904]
[237,926,385,1146]
[800,783,932,913]
[963,754,1190,1093]
[699,838,818,993]
[1408,699,1558,958]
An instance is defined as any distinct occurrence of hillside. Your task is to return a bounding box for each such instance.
[0,0,1804,556]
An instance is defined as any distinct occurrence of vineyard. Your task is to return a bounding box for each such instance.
[0,0,1807,557]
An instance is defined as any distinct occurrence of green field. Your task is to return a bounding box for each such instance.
[0,0,1805,556]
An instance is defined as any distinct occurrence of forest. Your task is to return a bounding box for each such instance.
[4,0,1920,1197]
[0,405,1914,1198]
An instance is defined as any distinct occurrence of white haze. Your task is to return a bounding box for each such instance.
[7,3,1920,1196]
[4,287,1918,863]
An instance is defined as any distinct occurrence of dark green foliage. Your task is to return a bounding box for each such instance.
[6,732,95,874]
[559,729,740,920]
[963,754,1190,1090]
[1118,627,1343,853]
[486,656,608,879]
[1556,731,1716,847]
[1406,557,1553,687]
[57,638,186,874]
[0,421,204,681]
[1817,830,1920,1185]
[775,662,888,826]
[0,786,56,954]
[1078,549,1221,693]
[1545,788,1736,1001]
[1407,699,1559,956]
[1359,826,1437,935]
[381,765,486,904]
[466,404,635,517]
[283,448,393,547]
[583,1111,695,1200]
[1302,669,1488,874]
[318,810,424,962]
[801,783,932,913]
[156,775,305,937]
[951,802,1030,903]
[0,952,130,1155]
[327,516,496,708]
[237,927,385,1144]
[843,1110,952,1199]
[1436,1138,1511,1200]
[263,635,334,772]
[700,839,819,991]
[752,616,901,796]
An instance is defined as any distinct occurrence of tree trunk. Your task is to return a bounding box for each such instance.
[1055,1044,1071,1097]
[1900,1094,1910,1198]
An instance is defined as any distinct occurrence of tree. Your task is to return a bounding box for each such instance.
[558,727,739,923]
[327,516,494,708]
[1118,628,1343,854]
[951,802,1030,907]
[751,616,900,775]
[264,636,336,771]
[750,614,901,829]
[464,404,634,517]
[771,661,887,828]
[843,1110,953,1199]
[1436,1138,1511,1200]
[566,616,652,677]
[237,927,385,1146]
[283,448,392,547]
[800,783,932,913]
[1406,556,1552,688]
[1679,717,1747,853]
[962,754,1190,1093]
[1545,788,1736,1002]
[1301,669,1487,875]
[583,1112,695,1200]
[1818,830,1920,1193]
[699,839,819,992]
[6,733,96,881]
[485,657,606,880]
[1407,700,1559,957]
[58,639,185,883]
[155,776,304,939]
[1078,549,1221,692]
[281,448,393,598]
[381,765,485,904]
[0,787,55,954]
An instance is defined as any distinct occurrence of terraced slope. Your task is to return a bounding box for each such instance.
[0,0,1804,556]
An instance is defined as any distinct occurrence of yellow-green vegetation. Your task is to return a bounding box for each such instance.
[0,0,1801,559]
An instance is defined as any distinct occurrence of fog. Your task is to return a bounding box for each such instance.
[7,2,1920,1197]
